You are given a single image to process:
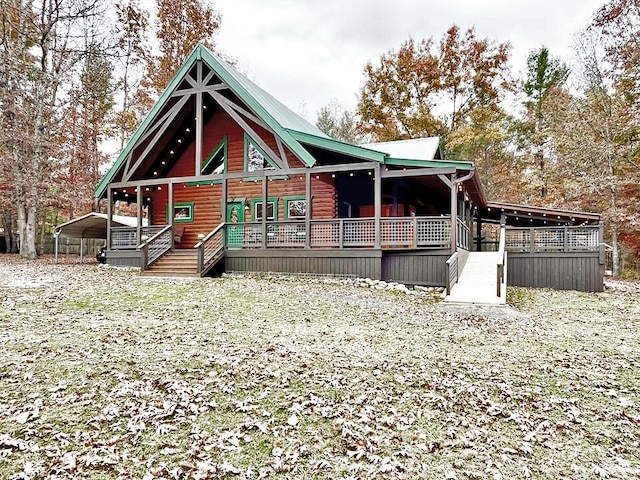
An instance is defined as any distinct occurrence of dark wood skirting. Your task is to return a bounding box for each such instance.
[105,250,142,268]
[507,252,604,292]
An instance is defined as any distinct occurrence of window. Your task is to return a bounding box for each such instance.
[168,202,195,223]
[244,133,276,173]
[251,198,278,221]
[201,136,226,175]
[285,197,307,220]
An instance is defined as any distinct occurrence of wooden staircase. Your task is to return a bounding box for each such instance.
[141,249,200,277]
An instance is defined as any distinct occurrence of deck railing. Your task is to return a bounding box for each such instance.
[505,226,600,253]
[457,217,470,250]
[497,227,507,298]
[225,216,452,249]
[111,226,164,250]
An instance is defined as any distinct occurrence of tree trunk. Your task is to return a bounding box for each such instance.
[18,186,38,259]
[611,224,620,277]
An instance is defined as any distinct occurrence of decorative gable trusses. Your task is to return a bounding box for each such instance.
[96,44,320,198]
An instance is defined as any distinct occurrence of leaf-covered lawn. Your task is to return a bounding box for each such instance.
[0,255,638,479]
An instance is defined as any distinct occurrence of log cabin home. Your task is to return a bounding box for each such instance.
[95,44,605,297]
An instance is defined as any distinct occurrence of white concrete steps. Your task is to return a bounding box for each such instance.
[444,251,506,305]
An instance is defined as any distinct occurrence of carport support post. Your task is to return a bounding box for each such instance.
[476,214,482,252]
[80,238,84,263]
[54,232,59,263]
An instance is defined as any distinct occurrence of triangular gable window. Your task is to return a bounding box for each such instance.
[201,136,227,175]
[244,133,276,173]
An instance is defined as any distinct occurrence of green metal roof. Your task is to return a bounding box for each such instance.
[288,130,387,162]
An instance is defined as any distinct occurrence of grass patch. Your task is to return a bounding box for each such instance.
[0,257,639,479]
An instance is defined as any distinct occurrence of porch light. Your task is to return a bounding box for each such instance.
[368,171,372,176]
[153,171,158,175]
[186,127,190,132]
[513,210,517,214]
[170,150,175,155]
[203,105,207,110]
[157,186,162,191]
[177,139,182,144]
[316,175,320,179]
[145,187,149,191]
[349,172,354,177]
[161,161,165,165]
[331,174,335,178]
[197,233,205,240]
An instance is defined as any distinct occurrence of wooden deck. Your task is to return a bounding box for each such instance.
[104,222,604,292]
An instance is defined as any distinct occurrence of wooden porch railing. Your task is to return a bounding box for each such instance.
[138,225,172,271]
[457,217,470,250]
[111,226,164,250]
[195,223,226,276]
[226,216,453,249]
[505,225,600,253]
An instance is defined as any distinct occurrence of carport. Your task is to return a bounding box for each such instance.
[53,213,139,263]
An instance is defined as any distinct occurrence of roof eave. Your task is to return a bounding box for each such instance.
[288,130,387,162]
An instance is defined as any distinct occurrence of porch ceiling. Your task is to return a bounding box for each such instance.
[480,201,601,226]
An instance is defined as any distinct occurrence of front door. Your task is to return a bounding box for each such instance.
[226,201,245,247]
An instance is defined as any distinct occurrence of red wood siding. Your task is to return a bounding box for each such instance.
[146,109,336,247]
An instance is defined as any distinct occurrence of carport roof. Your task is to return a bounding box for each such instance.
[54,213,140,239]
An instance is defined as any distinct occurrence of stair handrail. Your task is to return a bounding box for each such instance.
[496,226,507,297]
[138,224,173,271]
[195,223,226,275]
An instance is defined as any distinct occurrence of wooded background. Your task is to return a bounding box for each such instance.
[0,0,638,276]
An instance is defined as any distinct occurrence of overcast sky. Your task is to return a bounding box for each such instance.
[210,0,606,120]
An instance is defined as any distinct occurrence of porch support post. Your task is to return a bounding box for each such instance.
[221,177,227,223]
[261,172,268,249]
[54,232,59,263]
[450,174,457,253]
[168,182,174,248]
[392,180,398,217]
[476,213,482,252]
[195,61,203,175]
[305,170,311,249]
[106,187,112,251]
[80,238,84,263]
[136,186,143,245]
[374,164,382,249]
